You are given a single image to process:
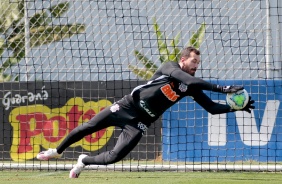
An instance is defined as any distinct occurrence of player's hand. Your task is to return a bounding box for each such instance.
[230,96,255,113]
[214,85,244,93]
[241,96,255,113]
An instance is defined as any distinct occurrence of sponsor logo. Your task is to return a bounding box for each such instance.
[160,84,180,101]
[179,83,188,92]
[110,104,120,112]
[208,100,280,146]
[9,97,114,161]
[3,86,48,110]
[138,122,148,134]
[140,100,156,117]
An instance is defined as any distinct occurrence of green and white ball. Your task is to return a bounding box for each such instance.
[226,89,249,110]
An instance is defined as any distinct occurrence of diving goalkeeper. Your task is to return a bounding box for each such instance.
[37,46,255,178]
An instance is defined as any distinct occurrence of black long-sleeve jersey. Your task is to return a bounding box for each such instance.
[131,61,231,118]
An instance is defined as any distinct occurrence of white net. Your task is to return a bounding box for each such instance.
[0,0,281,171]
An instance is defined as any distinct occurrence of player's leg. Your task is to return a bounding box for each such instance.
[69,122,145,178]
[36,105,116,160]
[84,123,144,165]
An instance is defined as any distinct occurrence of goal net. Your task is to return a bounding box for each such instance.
[0,0,282,171]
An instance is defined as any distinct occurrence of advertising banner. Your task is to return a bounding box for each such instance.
[162,80,282,162]
[0,81,161,161]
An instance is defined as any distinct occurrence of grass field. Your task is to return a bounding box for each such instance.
[1,170,282,184]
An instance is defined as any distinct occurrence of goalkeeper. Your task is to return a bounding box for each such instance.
[37,46,255,178]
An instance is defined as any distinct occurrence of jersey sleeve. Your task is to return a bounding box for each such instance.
[191,90,232,114]
[163,63,215,91]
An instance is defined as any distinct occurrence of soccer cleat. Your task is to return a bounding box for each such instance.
[36,148,62,161]
[69,154,88,178]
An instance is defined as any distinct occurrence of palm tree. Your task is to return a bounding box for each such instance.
[130,18,205,80]
[0,0,85,81]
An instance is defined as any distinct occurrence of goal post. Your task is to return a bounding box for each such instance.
[0,0,282,171]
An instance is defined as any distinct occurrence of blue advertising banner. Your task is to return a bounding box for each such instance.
[162,80,282,162]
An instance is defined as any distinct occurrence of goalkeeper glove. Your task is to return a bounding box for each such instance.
[231,96,255,113]
[213,85,244,93]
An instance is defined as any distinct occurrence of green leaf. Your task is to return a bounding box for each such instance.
[8,24,85,48]
[0,0,21,32]
[128,65,155,80]
[170,32,180,47]
[7,40,25,60]
[0,38,6,57]
[49,2,70,18]
[0,57,20,72]
[134,50,158,70]
[30,24,85,47]
[7,32,25,59]
[0,72,12,82]
[189,23,206,49]
[169,47,181,62]
[168,32,181,62]
[197,23,206,46]
[153,18,169,63]
[29,11,51,28]
[8,23,85,51]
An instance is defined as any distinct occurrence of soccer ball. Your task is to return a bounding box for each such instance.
[226,89,249,110]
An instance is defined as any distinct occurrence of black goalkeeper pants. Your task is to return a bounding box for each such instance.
[56,95,154,165]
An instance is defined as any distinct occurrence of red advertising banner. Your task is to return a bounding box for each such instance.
[0,81,161,161]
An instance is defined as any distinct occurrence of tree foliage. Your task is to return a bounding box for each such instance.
[130,18,205,80]
[0,0,85,81]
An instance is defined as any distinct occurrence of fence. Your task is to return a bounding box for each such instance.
[0,0,282,171]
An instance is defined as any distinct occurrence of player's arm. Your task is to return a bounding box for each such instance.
[192,90,255,114]
[191,90,232,115]
[167,66,242,93]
